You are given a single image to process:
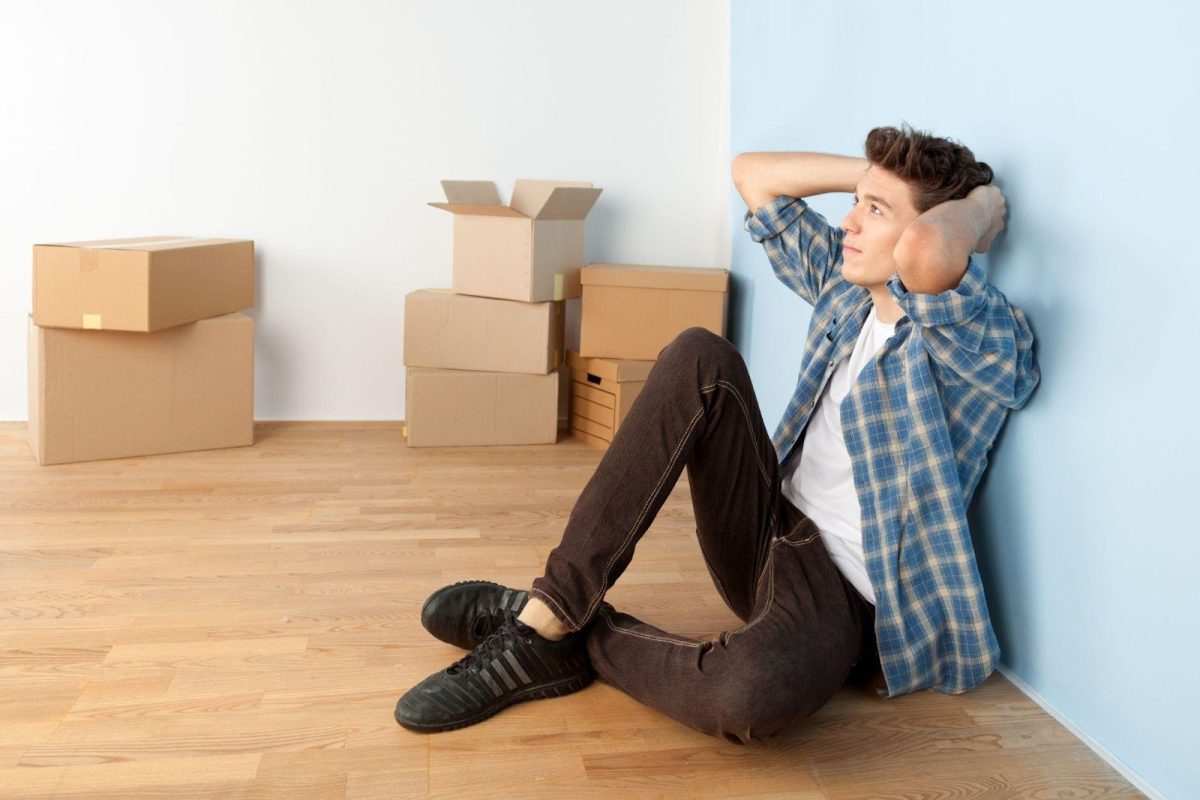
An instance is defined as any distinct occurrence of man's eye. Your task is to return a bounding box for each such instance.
[871,204,882,215]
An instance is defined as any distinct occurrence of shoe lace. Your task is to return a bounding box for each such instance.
[470,607,509,641]
[447,612,531,676]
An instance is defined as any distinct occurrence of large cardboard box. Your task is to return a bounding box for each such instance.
[27,313,254,465]
[579,264,729,360]
[404,289,564,374]
[567,350,654,451]
[405,367,559,447]
[430,180,602,303]
[34,236,254,332]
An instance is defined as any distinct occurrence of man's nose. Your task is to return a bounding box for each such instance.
[840,208,858,234]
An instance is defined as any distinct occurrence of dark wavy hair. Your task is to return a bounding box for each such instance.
[864,123,994,213]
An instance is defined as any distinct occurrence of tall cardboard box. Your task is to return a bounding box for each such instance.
[405,367,559,447]
[567,350,654,451]
[404,290,564,374]
[27,313,254,465]
[430,180,602,302]
[579,264,729,360]
[33,236,254,332]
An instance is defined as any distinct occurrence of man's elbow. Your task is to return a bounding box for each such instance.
[732,153,771,212]
[894,223,968,295]
[732,152,755,189]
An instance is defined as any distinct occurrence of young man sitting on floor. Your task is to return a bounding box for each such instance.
[395,123,1039,743]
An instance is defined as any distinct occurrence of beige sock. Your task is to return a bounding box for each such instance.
[517,595,570,641]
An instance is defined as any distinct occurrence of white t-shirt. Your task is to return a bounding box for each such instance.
[780,306,895,605]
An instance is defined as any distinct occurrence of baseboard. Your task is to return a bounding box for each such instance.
[995,665,1163,799]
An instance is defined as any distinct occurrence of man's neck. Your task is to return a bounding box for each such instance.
[869,284,905,324]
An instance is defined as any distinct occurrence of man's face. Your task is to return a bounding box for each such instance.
[839,166,921,289]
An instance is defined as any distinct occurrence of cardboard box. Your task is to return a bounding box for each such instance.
[567,350,654,450]
[404,289,564,374]
[405,367,559,447]
[579,264,730,360]
[430,180,602,303]
[27,313,254,465]
[34,236,254,332]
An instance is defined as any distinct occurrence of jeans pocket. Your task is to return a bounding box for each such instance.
[776,516,821,546]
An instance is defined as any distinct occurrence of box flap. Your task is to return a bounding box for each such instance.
[534,187,603,220]
[511,180,599,220]
[441,180,501,205]
[428,202,526,218]
[567,350,655,382]
[430,181,525,218]
[581,264,729,292]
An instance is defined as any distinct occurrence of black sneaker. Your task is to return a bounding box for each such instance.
[394,614,591,733]
[420,580,529,650]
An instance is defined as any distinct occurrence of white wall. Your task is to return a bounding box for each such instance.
[0,0,731,420]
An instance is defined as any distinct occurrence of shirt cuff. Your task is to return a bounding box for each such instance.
[743,195,808,243]
[888,255,989,329]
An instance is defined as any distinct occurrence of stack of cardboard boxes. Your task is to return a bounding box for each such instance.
[403,179,602,447]
[27,236,256,465]
[569,264,730,450]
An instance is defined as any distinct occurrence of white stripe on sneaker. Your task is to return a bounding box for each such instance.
[504,650,532,684]
[490,658,517,690]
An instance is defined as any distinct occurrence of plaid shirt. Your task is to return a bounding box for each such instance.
[744,195,1039,698]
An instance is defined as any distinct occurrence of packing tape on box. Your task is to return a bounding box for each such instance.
[553,274,563,301]
[80,249,100,274]
[80,237,200,250]
[82,313,102,330]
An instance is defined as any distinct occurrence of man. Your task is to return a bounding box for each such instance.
[395,124,1039,743]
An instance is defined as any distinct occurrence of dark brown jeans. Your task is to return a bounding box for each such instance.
[531,327,880,744]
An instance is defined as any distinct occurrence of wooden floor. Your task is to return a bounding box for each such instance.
[0,422,1142,799]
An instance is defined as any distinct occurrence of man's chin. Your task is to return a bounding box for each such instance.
[842,262,891,289]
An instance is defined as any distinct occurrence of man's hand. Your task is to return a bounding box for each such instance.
[967,185,1006,253]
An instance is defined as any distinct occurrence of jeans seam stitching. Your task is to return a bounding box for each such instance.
[780,531,822,548]
[581,404,707,623]
[724,539,780,641]
[692,378,781,590]
[528,587,580,632]
[601,608,704,648]
[712,378,777,499]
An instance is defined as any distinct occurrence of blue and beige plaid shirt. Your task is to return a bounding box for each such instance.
[745,195,1039,698]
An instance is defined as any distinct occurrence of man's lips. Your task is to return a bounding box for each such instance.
[844,244,861,254]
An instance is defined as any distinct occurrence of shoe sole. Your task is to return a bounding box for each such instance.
[420,580,527,650]
[394,669,592,733]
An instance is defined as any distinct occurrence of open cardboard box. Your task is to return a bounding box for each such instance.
[430,180,602,303]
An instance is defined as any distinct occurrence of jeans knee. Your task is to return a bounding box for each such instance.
[657,327,737,370]
[710,680,803,744]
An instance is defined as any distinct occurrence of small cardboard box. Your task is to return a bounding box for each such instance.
[27,313,254,465]
[579,264,730,360]
[405,367,559,447]
[34,236,254,332]
[404,289,564,374]
[567,350,654,451]
[430,180,602,303]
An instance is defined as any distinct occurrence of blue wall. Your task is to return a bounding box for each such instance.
[730,2,1198,796]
